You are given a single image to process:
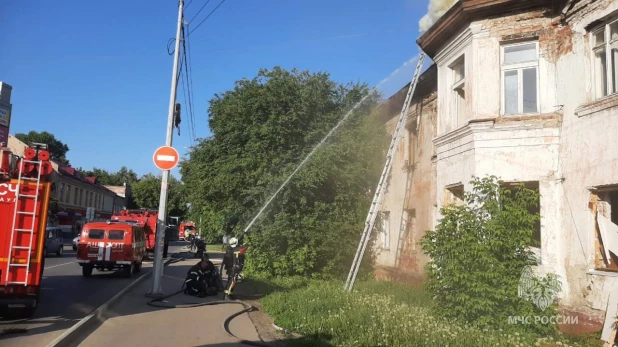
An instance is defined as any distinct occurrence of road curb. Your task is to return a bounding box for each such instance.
[46,258,176,347]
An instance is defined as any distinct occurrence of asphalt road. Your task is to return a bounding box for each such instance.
[0,241,187,346]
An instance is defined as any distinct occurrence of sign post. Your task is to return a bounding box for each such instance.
[147,0,184,298]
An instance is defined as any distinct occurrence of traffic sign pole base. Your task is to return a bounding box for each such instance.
[145,290,164,298]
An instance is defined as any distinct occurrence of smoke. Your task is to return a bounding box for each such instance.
[418,0,458,33]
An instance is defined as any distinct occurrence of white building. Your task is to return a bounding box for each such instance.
[375,0,618,335]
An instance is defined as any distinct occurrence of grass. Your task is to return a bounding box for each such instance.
[206,243,224,252]
[258,278,603,347]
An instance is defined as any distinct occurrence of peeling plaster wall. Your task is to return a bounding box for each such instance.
[552,0,618,320]
[375,113,409,268]
[428,0,618,328]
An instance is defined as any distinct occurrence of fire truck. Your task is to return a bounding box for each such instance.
[0,143,53,317]
[179,221,196,240]
[111,209,158,253]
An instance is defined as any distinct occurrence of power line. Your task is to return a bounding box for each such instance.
[187,0,228,37]
[180,25,197,145]
[185,24,198,142]
[185,0,194,9]
[188,0,212,24]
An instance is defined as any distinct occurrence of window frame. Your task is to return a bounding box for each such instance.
[591,18,618,99]
[450,56,466,126]
[380,211,391,250]
[500,41,540,116]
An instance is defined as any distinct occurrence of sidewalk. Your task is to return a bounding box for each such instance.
[79,257,263,347]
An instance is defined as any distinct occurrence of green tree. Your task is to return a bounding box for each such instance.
[132,173,187,216]
[15,130,70,165]
[420,176,560,335]
[181,67,388,277]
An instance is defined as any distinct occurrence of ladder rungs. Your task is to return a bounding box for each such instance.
[14,228,34,232]
[19,194,37,198]
[22,159,42,164]
[12,246,31,250]
[6,281,28,285]
[16,211,35,215]
[20,177,39,181]
[9,264,28,267]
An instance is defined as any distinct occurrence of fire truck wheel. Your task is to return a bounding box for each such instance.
[123,264,134,278]
[82,265,93,277]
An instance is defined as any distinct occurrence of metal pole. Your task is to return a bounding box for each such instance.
[148,0,183,297]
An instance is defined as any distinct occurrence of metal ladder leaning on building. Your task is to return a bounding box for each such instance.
[5,148,46,285]
[344,52,426,292]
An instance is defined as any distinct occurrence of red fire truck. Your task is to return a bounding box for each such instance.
[0,144,53,317]
[111,209,158,253]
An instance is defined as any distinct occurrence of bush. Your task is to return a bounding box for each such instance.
[420,176,562,335]
[260,279,596,347]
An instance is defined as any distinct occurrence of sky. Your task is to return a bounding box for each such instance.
[0,0,431,179]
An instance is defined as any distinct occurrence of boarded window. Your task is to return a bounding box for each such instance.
[590,189,618,272]
[444,184,464,206]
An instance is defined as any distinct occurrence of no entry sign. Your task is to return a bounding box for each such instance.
[153,146,180,171]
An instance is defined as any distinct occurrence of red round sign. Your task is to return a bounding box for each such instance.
[153,146,180,171]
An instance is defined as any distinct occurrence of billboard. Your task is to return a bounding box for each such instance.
[0,105,10,127]
[0,125,8,145]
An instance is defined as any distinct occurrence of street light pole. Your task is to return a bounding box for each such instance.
[148,0,184,297]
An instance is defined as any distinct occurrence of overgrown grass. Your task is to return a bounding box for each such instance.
[259,279,602,347]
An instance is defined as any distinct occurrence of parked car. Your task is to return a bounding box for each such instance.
[44,227,64,257]
[72,236,79,251]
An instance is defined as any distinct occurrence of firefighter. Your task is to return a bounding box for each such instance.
[183,255,223,297]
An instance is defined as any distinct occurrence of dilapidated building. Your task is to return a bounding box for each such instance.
[375,0,618,336]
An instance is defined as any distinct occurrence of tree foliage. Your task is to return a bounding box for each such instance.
[420,176,560,335]
[132,174,187,216]
[79,166,139,186]
[15,130,70,165]
[181,67,388,278]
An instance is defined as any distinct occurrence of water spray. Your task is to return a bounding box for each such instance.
[242,55,422,235]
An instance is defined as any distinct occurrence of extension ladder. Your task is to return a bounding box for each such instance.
[344,52,426,291]
[5,157,44,285]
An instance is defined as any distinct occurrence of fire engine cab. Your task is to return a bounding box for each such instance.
[0,143,53,317]
[76,220,146,277]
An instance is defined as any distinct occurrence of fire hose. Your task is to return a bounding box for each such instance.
[146,257,274,347]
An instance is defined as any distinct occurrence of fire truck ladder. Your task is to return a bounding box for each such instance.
[344,52,425,292]
[5,157,44,285]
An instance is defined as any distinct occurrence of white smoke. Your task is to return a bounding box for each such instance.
[419,0,458,33]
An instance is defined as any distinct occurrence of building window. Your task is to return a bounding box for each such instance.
[66,185,72,205]
[380,211,390,249]
[450,56,466,126]
[592,19,618,99]
[79,189,83,206]
[589,188,618,272]
[89,191,93,207]
[444,183,464,206]
[59,183,65,202]
[501,42,539,115]
[73,187,78,205]
[407,123,417,169]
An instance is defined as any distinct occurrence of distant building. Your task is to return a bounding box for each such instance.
[7,135,125,234]
[0,82,13,146]
[104,183,133,213]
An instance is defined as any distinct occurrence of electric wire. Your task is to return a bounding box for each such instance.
[180,25,198,146]
[187,0,228,38]
[188,0,212,24]
[186,24,198,142]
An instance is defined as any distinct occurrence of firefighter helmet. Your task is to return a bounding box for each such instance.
[229,237,238,248]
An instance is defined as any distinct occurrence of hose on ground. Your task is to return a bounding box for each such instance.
[148,256,274,347]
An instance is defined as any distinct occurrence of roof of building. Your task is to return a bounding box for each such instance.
[104,185,127,197]
[416,0,564,57]
[378,63,437,123]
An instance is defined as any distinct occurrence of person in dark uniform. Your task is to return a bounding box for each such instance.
[183,255,223,297]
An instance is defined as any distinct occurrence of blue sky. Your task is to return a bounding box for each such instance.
[0,0,429,179]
